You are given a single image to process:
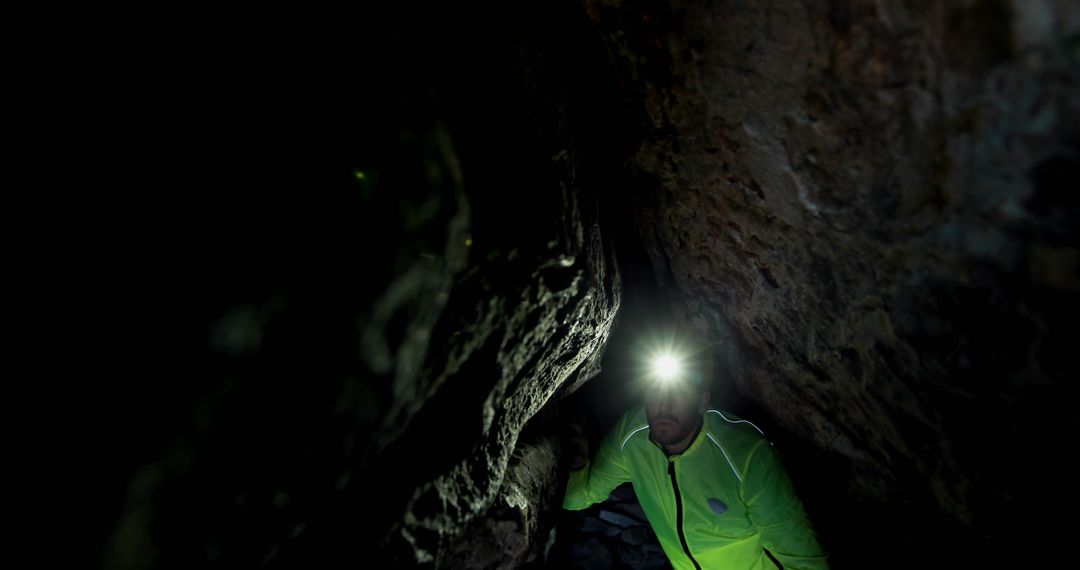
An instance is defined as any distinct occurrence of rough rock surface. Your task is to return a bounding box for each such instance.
[95,1,1077,568]
[99,3,623,569]
[547,484,671,570]
[582,0,1078,565]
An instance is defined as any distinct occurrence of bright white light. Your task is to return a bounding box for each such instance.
[653,354,681,381]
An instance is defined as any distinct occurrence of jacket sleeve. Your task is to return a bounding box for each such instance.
[741,439,830,570]
[562,418,633,511]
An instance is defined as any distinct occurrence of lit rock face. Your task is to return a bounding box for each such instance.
[382,204,620,568]
[583,0,1078,564]
[371,11,625,566]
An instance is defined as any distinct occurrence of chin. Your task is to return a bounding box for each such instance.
[651,427,677,443]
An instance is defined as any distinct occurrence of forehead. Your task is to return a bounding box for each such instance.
[643,379,702,402]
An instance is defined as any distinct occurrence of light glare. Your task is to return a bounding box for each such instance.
[653,354,681,381]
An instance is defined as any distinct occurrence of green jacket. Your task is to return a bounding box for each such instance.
[563,406,829,570]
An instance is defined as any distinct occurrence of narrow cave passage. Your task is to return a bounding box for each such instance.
[542,186,840,570]
[93,1,1076,569]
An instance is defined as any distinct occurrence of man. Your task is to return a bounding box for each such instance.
[562,339,829,569]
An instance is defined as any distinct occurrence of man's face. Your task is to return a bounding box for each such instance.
[644,379,709,448]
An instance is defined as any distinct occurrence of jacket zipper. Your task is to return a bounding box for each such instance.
[668,461,701,570]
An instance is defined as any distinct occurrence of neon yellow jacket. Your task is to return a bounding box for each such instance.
[563,406,829,570]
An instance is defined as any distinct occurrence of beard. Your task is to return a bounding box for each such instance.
[648,415,700,446]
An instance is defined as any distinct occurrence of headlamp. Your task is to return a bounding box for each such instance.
[652,354,681,382]
[650,352,702,387]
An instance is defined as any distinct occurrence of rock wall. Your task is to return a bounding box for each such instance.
[95,1,1076,568]
[582,0,1078,565]
[99,3,624,568]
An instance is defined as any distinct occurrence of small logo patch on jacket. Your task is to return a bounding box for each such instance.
[707,498,728,515]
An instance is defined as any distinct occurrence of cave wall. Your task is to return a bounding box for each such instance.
[99,3,625,568]
[95,1,1078,568]
[580,0,1078,565]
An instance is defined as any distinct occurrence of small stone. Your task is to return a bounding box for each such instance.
[582,515,622,537]
[598,509,639,528]
[621,526,651,545]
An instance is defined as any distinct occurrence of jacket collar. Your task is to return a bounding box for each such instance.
[653,413,708,459]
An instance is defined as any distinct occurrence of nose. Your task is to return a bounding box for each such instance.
[654,386,674,413]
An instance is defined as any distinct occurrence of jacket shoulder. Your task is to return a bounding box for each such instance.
[609,405,651,450]
[704,409,770,463]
